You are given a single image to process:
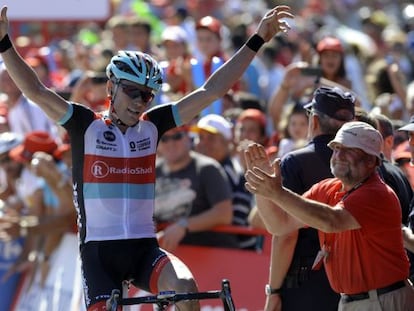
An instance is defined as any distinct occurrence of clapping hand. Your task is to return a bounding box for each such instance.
[244,143,273,174]
[244,143,283,199]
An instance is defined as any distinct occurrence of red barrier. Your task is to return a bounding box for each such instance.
[11,227,271,310]
[129,226,271,311]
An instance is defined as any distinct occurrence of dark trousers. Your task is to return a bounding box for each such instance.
[281,267,339,311]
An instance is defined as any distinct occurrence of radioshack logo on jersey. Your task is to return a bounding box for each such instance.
[91,161,110,178]
[91,160,152,178]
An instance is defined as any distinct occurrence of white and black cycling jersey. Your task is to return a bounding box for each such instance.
[59,103,179,244]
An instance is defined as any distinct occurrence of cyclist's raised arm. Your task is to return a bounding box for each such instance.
[175,5,294,124]
[0,6,69,122]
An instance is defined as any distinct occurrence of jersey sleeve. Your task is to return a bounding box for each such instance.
[143,103,182,138]
[58,103,96,135]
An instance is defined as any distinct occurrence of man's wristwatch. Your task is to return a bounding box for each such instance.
[265,284,282,296]
[176,218,189,233]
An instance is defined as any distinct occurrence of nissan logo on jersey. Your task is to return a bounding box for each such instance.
[103,131,116,142]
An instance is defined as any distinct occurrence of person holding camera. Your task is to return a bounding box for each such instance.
[268,36,352,128]
[69,70,110,112]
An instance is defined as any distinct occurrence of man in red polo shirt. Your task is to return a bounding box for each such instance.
[245,121,414,310]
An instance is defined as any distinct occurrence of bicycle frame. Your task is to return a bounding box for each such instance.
[106,279,235,311]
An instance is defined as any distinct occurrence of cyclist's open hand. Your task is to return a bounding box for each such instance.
[0,6,9,39]
[255,5,293,42]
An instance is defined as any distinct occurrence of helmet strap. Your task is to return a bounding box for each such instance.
[109,81,128,127]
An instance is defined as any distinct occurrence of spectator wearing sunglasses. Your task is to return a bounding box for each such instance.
[0,4,294,310]
[191,114,256,250]
[155,125,237,251]
[69,70,110,112]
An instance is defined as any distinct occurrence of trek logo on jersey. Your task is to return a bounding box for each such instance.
[91,160,153,179]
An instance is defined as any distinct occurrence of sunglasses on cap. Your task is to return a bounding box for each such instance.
[160,132,186,143]
[306,108,353,122]
[118,82,154,103]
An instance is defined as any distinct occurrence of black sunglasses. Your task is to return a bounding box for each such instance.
[118,83,154,103]
[160,132,186,143]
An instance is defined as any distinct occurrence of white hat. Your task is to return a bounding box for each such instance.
[0,132,23,156]
[192,114,233,140]
[327,121,383,160]
[161,26,187,43]
[398,115,414,132]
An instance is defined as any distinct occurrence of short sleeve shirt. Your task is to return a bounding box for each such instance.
[304,173,410,294]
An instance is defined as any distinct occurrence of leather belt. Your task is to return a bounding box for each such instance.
[342,280,406,303]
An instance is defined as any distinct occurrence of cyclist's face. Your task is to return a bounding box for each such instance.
[111,80,154,126]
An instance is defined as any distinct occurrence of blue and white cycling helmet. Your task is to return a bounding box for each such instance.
[106,50,163,92]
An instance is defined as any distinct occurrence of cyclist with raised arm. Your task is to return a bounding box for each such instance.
[0,5,293,311]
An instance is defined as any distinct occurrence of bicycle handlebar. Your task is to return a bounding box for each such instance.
[106,279,235,311]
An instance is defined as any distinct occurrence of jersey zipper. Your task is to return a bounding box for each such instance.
[121,132,130,237]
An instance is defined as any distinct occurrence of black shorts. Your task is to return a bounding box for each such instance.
[80,238,169,308]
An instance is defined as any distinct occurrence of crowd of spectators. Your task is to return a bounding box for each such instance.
[1,0,414,309]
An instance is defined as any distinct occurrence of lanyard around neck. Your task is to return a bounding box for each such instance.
[341,174,371,202]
